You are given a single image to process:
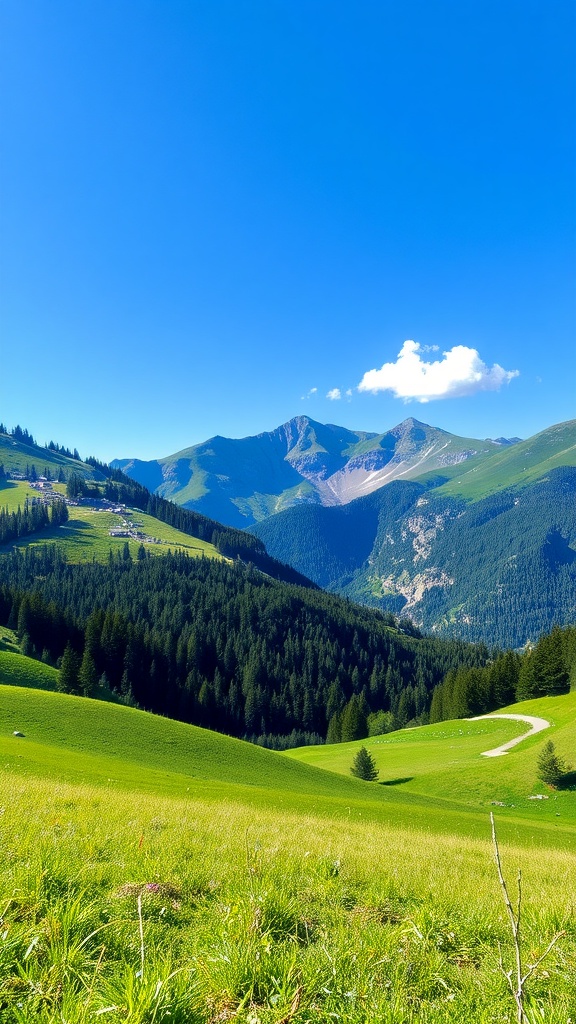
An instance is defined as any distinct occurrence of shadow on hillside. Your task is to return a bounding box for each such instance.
[379,777,414,786]
[556,771,576,791]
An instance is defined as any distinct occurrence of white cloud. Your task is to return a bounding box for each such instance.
[357,340,519,403]
[326,388,341,401]
[300,387,318,400]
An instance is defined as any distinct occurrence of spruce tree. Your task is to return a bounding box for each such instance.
[58,644,81,694]
[78,648,98,698]
[350,746,379,782]
[340,693,368,742]
[326,711,342,744]
[537,740,569,787]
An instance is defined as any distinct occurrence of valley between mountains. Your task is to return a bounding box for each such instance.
[0,419,575,1022]
[115,415,576,648]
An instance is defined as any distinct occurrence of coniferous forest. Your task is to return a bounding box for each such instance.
[1,544,492,745]
[3,543,574,747]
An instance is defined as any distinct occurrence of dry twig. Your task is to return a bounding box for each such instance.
[490,812,564,1023]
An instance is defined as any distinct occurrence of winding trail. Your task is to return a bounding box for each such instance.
[467,713,551,757]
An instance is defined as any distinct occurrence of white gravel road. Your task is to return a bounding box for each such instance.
[466,713,551,757]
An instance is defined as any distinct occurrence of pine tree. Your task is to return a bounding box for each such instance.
[340,693,368,742]
[326,711,342,744]
[537,740,569,787]
[58,644,81,694]
[350,746,379,782]
[78,648,98,698]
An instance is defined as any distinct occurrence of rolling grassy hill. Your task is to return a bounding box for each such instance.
[0,679,575,1021]
[0,480,224,562]
[0,429,100,480]
[433,418,576,501]
[1,680,574,844]
[287,692,576,827]
[0,647,59,691]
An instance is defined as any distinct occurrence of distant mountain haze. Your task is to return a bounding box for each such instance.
[112,416,517,528]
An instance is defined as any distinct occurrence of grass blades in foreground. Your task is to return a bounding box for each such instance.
[0,684,574,1020]
[1,768,575,1022]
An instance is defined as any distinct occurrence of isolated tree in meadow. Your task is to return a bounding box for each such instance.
[350,745,379,782]
[537,740,570,787]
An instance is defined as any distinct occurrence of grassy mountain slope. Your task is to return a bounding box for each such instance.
[0,647,59,690]
[0,442,313,585]
[1,682,575,843]
[0,667,569,1019]
[0,684,360,803]
[433,418,576,500]
[287,691,576,824]
[0,429,100,480]
[0,480,222,562]
[1,680,574,1020]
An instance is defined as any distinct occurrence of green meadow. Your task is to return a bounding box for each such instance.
[0,673,574,1022]
[287,693,576,832]
[0,481,222,562]
[0,433,96,480]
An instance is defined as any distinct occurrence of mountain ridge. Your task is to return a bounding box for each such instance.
[113,415,516,527]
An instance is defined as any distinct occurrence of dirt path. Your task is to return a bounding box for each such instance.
[467,713,551,757]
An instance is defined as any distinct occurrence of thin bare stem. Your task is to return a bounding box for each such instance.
[137,891,145,980]
[490,812,524,1023]
[521,930,566,987]
[245,826,255,897]
[490,813,565,1024]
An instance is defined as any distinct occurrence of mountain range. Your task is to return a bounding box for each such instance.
[250,420,576,647]
[113,415,576,647]
[4,414,575,649]
[112,416,521,528]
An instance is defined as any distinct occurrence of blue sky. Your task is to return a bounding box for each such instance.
[1,1,574,462]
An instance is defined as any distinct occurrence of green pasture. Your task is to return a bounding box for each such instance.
[0,681,574,1021]
[0,482,222,562]
[1,682,575,850]
[0,479,59,510]
[0,649,58,691]
[287,693,576,828]
[0,432,97,479]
